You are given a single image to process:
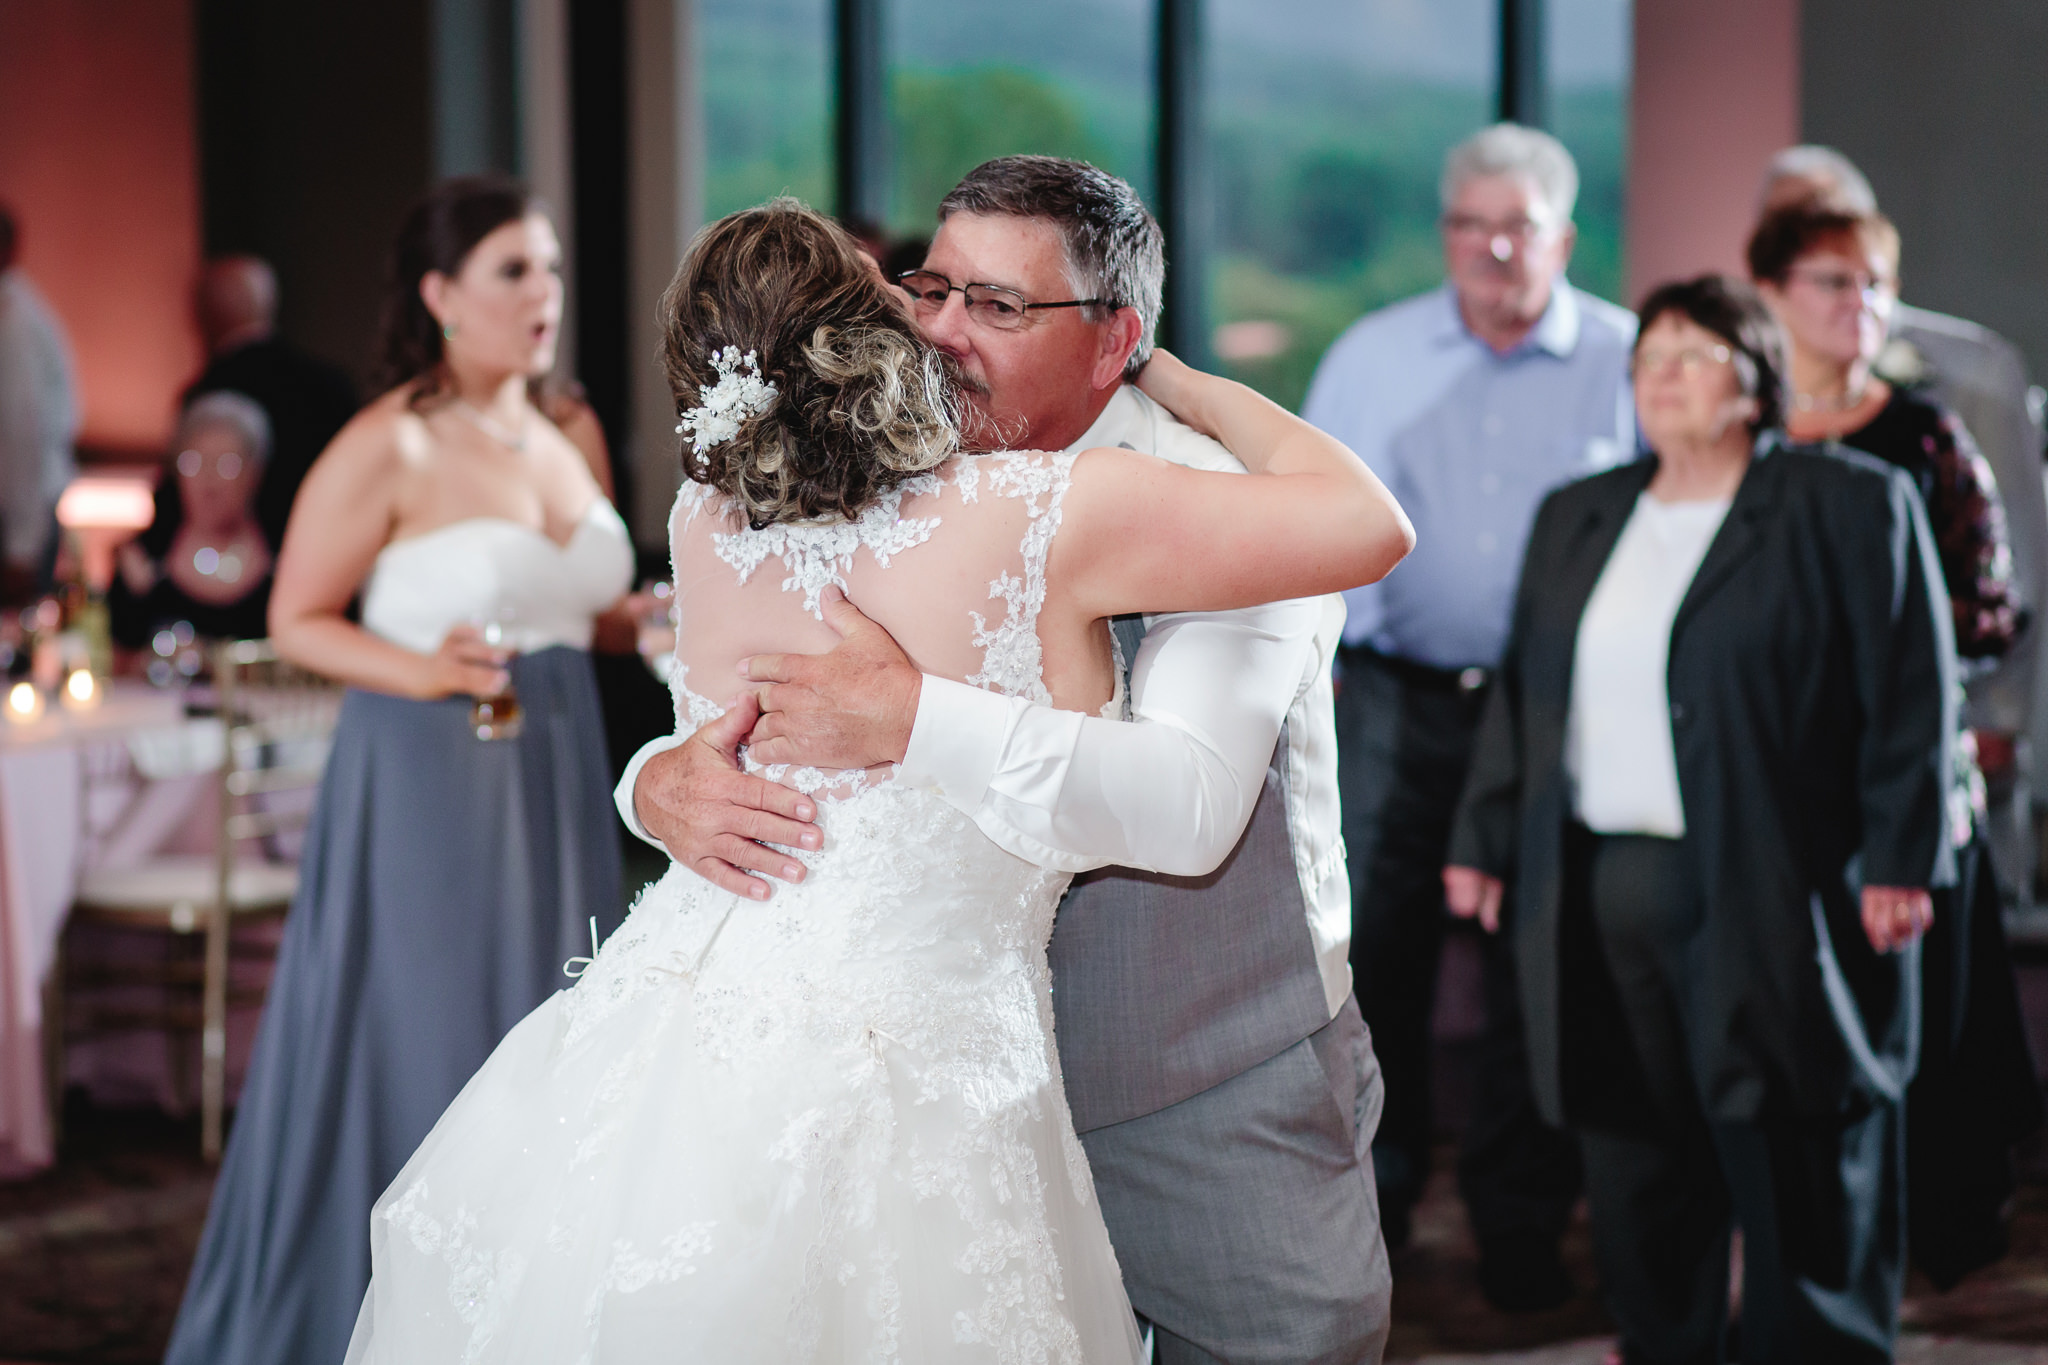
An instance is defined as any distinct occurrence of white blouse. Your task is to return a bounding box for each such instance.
[1566,491,1731,836]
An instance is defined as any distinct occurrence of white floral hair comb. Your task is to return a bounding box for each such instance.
[676,346,779,464]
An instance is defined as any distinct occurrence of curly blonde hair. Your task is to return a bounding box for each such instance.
[661,199,961,527]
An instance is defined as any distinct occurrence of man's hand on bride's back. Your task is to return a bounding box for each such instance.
[743,587,922,770]
[635,692,822,901]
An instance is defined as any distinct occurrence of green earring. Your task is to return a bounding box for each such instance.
[442,320,458,340]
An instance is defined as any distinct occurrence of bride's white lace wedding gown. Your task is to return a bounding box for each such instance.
[345,451,1144,1364]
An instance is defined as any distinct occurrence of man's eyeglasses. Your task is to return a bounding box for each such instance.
[896,270,1116,330]
[1440,213,1553,245]
[1630,343,1733,378]
[1786,265,1894,303]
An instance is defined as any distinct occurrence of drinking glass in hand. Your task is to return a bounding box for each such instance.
[469,613,524,741]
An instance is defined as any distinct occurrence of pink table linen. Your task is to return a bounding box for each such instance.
[0,683,189,1177]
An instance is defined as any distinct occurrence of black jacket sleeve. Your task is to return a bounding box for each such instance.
[1845,464,1958,890]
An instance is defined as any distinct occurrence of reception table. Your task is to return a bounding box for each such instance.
[0,682,200,1178]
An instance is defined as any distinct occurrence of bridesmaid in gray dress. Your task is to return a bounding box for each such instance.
[164,177,635,1365]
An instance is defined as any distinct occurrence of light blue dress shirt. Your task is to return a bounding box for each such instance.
[1302,281,1638,668]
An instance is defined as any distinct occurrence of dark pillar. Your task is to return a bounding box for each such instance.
[834,0,888,227]
[1156,0,1210,367]
[1499,0,1547,128]
[569,0,631,465]
[195,0,434,385]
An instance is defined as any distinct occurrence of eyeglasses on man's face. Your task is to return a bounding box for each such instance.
[1630,343,1734,378]
[895,270,1116,331]
[1440,213,1557,246]
[1786,265,1895,303]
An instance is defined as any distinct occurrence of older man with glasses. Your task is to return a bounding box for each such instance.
[1301,122,1636,1310]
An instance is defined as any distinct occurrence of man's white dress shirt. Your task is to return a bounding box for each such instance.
[616,384,1355,1019]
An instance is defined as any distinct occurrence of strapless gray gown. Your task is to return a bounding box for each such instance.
[162,647,624,1365]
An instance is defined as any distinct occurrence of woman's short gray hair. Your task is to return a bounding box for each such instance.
[1440,123,1580,228]
[178,391,273,467]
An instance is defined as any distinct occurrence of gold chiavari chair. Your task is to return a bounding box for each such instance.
[60,640,341,1159]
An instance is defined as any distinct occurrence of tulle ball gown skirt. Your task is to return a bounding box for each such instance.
[164,646,624,1365]
[343,781,1144,1365]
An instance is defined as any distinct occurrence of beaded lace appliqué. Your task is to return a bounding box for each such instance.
[962,453,1075,705]
[711,477,943,620]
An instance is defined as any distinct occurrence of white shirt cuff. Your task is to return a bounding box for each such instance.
[614,732,687,849]
[899,676,1018,811]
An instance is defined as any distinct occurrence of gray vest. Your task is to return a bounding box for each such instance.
[1046,617,1335,1133]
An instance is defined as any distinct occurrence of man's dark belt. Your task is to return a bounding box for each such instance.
[1343,644,1493,694]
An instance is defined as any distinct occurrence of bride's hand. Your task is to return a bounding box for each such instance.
[1132,348,1213,438]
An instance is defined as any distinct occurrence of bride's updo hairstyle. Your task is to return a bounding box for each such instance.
[662,198,960,527]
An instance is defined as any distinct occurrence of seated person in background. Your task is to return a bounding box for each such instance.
[111,391,275,650]
[137,255,359,560]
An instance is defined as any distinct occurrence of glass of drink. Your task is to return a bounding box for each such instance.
[468,611,524,741]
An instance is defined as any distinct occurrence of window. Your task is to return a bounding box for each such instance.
[1547,0,1631,308]
[1202,0,1498,409]
[884,0,1153,240]
[701,0,832,219]
[716,0,1633,410]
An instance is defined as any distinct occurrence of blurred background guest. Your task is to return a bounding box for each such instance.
[1448,275,1953,1364]
[1750,200,2044,1288]
[1747,202,2021,661]
[163,177,632,1365]
[0,202,79,603]
[169,257,358,554]
[1300,122,1631,1306]
[1758,146,2048,910]
[109,392,274,652]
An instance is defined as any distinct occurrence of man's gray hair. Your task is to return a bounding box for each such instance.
[180,390,273,467]
[939,155,1164,381]
[1440,123,1579,227]
[1756,145,1878,214]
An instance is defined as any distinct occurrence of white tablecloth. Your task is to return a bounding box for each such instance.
[0,684,193,1177]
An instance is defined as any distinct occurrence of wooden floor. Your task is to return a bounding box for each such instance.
[3,1099,2047,1364]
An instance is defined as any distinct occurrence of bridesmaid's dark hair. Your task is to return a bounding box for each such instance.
[377,176,549,407]
[1634,274,1789,437]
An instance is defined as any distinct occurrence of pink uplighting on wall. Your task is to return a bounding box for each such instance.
[1626,0,1802,306]
[0,0,203,457]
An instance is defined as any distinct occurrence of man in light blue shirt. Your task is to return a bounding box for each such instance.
[1301,123,1635,1309]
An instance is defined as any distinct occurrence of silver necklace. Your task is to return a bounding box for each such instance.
[1792,379,1870,414]
[453,399,531,452]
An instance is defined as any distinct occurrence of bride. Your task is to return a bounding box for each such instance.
[345,200,1411,1363]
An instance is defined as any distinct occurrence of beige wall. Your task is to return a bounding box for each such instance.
[1626,0,1801,304]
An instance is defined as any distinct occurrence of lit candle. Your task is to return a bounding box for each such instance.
[62,668,98,710]
[7,681,44,722]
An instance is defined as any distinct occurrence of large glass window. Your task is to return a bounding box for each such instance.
[1202,1,1499,410]
[1548,0,1631,307]
[884,0,1153,240]
[701,0,832,219]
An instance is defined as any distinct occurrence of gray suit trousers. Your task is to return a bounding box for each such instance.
[1078,997,1392,1365]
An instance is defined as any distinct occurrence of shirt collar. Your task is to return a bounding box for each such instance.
[1069,384,1148,452]
[1432,278,1582,359]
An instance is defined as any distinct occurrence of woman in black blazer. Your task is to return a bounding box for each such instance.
[1445,275,1954,1365]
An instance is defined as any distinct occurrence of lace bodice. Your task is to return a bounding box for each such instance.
[667,451,1114,795]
